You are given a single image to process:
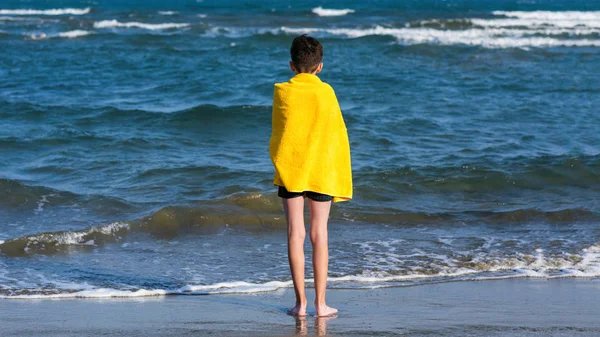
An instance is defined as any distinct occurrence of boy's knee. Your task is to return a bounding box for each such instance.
[309,230,327,244]
[288,228,306,241]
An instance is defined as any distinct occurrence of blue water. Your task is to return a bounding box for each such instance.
[0,0,599,298]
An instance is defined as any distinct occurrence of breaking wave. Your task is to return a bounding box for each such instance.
[2,243,599,298]
[0,189,597,257]
[311,6,355,17]
[280,25,600,48]
[0,8,90,15]
[274,11,600,48]
[57,30,92,38]
[492,10,600,21]
[93,20,190,30]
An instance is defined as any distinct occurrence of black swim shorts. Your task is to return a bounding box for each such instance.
[277,185,333,202]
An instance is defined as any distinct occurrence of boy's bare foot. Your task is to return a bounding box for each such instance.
[287,303,307,316]
[315,303,338,317]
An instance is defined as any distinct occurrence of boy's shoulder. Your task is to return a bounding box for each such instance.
[274,75,335,94]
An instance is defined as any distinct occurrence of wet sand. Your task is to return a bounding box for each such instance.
[1,279,599,337]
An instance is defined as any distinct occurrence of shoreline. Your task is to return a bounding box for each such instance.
[1,278,599,336]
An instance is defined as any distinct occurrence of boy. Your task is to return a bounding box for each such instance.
[269,34,352,317]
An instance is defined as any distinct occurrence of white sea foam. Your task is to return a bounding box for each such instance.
[280,26,600,48]
[2,236,598,299]
[329,270,481,283]
[472,18,600,29]
[279,10,600,48]
[0,8,91,15]
[2,245,599,299]
[57,30,93,38]
[311,6,355,17]
[93,20,190,30]
[158,11,178,15]
[1,288,168,299]
[27,33,48,40]
[471,11,600,29]
[493,10,600,21]
[22,221,129,247]
[417,18,600,34]
[0,16,50,21]
[35,194,51,213]
[178,280,293,294]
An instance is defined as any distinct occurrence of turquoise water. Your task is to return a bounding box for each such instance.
[0,0,599,298]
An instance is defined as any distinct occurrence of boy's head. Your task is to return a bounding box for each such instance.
[290,34,323,74]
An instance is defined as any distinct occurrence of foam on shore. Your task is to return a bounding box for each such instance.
[2,247,599,299]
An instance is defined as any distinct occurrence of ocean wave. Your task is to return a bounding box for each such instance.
[1,193,597,257]
[93,20,190,30]
[92,103,271,123]
[22,30,93,40]
[355,155,600,192]
[332,251,600,280]
[277,10,600,48]
[2,243,599,298]
[57,30,93,38]
[1,287,168,299]
[0,15,52,21]
[0,222,130,256]
[411,11,600,33]
[158,11,178,15]
[471,18,600,29]
[493,10,600,21]
[178,280,293,294]
[347,208,598,226]
[0,8,90,15]
[418,11,600,30]
[355,239,600,281]
[413,19,600,35]
[0,192,284,256]
[311,6,355,17]
[280,26,600,48]
[0,178,69,211]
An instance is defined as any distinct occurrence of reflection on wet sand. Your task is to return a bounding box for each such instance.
[294,316,308,335]
[315,315,337,336]
[292,315,338,336]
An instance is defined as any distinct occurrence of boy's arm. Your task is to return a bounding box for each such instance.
[269,85,283,161]
[327,85,347,129]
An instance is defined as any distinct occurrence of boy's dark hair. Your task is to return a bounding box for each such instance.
[290,34,323,73]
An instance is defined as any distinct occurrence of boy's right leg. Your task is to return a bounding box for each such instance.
[283,196,307,316]
[308,198,338,317]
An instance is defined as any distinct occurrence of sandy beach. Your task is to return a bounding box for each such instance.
[1,279,598,337]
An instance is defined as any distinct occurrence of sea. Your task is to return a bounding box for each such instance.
[0,0,598,299]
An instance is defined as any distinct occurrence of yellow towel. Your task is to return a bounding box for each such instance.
[269,73,352,202]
